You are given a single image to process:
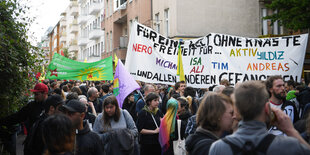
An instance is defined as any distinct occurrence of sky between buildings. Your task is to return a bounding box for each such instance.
[26,0,70,45]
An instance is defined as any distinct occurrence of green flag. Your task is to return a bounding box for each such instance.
[46,53,113,81]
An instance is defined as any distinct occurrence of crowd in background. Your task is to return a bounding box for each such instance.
[1,76,310,154]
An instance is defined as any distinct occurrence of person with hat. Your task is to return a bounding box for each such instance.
[0,83,48,134]
[0,83,48,154]
[60,99,104,155]
[24,94,65,155]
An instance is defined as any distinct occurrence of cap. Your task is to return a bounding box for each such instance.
[60,99,86,113]
[30,83,48,93]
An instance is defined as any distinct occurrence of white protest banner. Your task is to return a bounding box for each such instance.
[125,22,309,88]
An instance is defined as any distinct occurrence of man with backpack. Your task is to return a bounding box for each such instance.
[209,81,310,155]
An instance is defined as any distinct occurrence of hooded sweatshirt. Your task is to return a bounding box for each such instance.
[185,127,219,155]
[75,121,104,155]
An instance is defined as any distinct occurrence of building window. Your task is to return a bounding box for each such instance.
[101,42,104,53]
[129,20,133,33]
[109,0,113,16]
[106,33,109,52]
[110,31,113,52]
[262,8,268,35]
[93,45,95,56]
[164,9,169,37]
[261,8,283,35]
[155,13,160,33]
[89,47,92,56]
[114,0,127,11]
[97,43,99,56]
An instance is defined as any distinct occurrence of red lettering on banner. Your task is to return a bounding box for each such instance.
[133,43,152,55]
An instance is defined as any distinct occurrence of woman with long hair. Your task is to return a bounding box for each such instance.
[93,95,137,134]
[137,92,163,155]
[93,95,139,154]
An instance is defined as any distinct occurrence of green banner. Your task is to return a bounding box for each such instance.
[46,53,113,81]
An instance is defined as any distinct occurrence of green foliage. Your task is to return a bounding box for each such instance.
[264,0,310,31]
[63,47,69,58]
[0,0,43,118]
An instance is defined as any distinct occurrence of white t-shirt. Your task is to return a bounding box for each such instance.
[269,101,295,136]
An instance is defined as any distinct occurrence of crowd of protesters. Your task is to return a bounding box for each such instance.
[1,76,310,154]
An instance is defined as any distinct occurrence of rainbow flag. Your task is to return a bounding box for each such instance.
[159,98,179,153]
[113,59,140,108]
[177,39,185,81]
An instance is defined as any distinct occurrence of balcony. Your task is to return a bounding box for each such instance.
[70,20,78,33]
[70,25,78,33]
[78,36,88,46]
[89,2,101,15]
[69,45,79,52]
[70,1,79,16]
[70,39,77,45]
[69,39,78,52]
[60,36,66,43]
[89,28,103,40]
[78,15,88,24]
[61,32,66,37]
[60,18,66,27]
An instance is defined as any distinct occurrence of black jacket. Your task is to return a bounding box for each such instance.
[76,121,104,155]
[137,109,163,144]
[88,97,103,113]
[0,100,45,133]
[122,101,137,122]
[102,128,136,155]
[178,111,192,139]
[24,113,48,155]
[185,127,219,155]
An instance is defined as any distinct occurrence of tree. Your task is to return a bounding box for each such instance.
[0,0,43,118]
[264,0,310,31]
[63,47,69,58]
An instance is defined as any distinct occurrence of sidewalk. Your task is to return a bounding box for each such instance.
[16,134,25,155]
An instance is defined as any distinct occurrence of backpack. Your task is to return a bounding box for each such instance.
[222,134,276,155]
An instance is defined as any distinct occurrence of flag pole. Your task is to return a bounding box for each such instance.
[137,90,145,103]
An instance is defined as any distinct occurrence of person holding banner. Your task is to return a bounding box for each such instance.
[137,92,163,155]
[175,81,186,97]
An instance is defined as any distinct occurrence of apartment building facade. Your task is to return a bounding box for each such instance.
[68,0,80,59]
[39,27,53,64]
[78,0,105,62]
[101,0,152,62]
[47,0,80,61]
[47,22,60,61]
